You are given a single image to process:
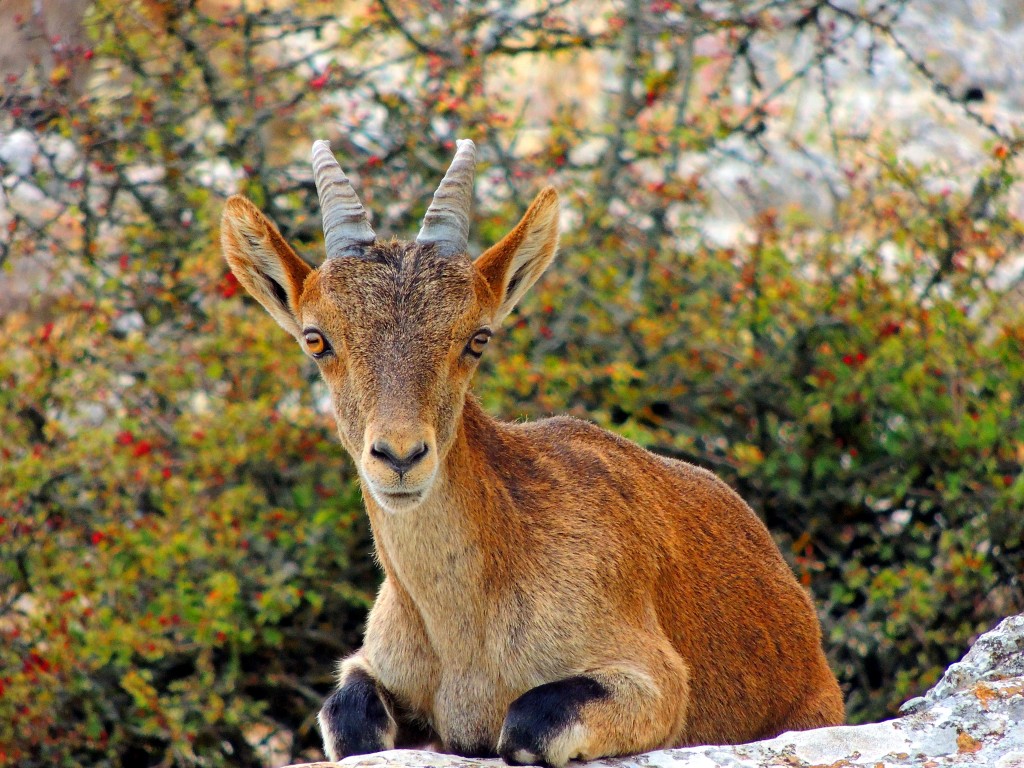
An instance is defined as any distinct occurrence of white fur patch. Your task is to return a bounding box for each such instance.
[544,721,588,768]
[316,707,341,762]
[514,749,539,764]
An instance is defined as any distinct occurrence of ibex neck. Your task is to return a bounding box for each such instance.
[363,396,518,621]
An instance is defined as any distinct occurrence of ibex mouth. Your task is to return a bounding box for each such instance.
[376,489,425,511]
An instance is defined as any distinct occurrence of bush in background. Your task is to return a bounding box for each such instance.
[1,0,1022,765]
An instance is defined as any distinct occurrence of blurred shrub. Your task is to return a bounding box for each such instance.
[1,0,1022,765]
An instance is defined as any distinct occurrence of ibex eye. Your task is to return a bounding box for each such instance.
[303,329,330,358]
[465,329,492,359]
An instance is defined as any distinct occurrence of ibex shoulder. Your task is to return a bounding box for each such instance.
[507,415,736,496]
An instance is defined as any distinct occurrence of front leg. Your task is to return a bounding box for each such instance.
[318,658,397,761]
[496,675,607,767]
[319,656,438,759]
[497,648,690,767]
[319,578,440,760]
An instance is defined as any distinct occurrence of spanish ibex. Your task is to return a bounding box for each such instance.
[220,140,845,767]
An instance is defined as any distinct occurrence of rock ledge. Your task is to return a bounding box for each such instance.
[287,615,1024,768]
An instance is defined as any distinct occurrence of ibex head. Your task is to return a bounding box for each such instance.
[221,141,559,513]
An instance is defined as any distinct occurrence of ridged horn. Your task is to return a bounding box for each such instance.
[416,139,476,256]
[311,140,376,258]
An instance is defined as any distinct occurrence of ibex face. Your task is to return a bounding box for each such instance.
[221,140,559,513]
[299,246,487,511]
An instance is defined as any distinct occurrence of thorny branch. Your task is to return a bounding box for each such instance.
[823,0,1021,150]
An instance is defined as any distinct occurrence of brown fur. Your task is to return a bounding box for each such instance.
[220,183,844,767]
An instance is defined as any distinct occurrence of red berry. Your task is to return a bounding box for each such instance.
[218,273,239,298]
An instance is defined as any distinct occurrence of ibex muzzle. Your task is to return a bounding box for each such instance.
[361,413,438,511]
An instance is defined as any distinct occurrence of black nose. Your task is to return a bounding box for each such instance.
[370,440,429,476]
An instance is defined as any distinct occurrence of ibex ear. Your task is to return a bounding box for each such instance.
[221,195,312,340]
[475,187,559,325]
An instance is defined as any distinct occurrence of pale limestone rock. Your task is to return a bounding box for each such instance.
[284,614,1024,768]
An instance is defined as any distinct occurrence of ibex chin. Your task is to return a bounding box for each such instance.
[220,139,845,767]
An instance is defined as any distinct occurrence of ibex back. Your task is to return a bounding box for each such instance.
[220,139,845,767]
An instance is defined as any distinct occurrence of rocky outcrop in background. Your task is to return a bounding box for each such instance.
[284,614,1024,768]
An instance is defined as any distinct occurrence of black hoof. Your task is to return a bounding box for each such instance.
[497,676,607,766]
[318,669,394,760]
